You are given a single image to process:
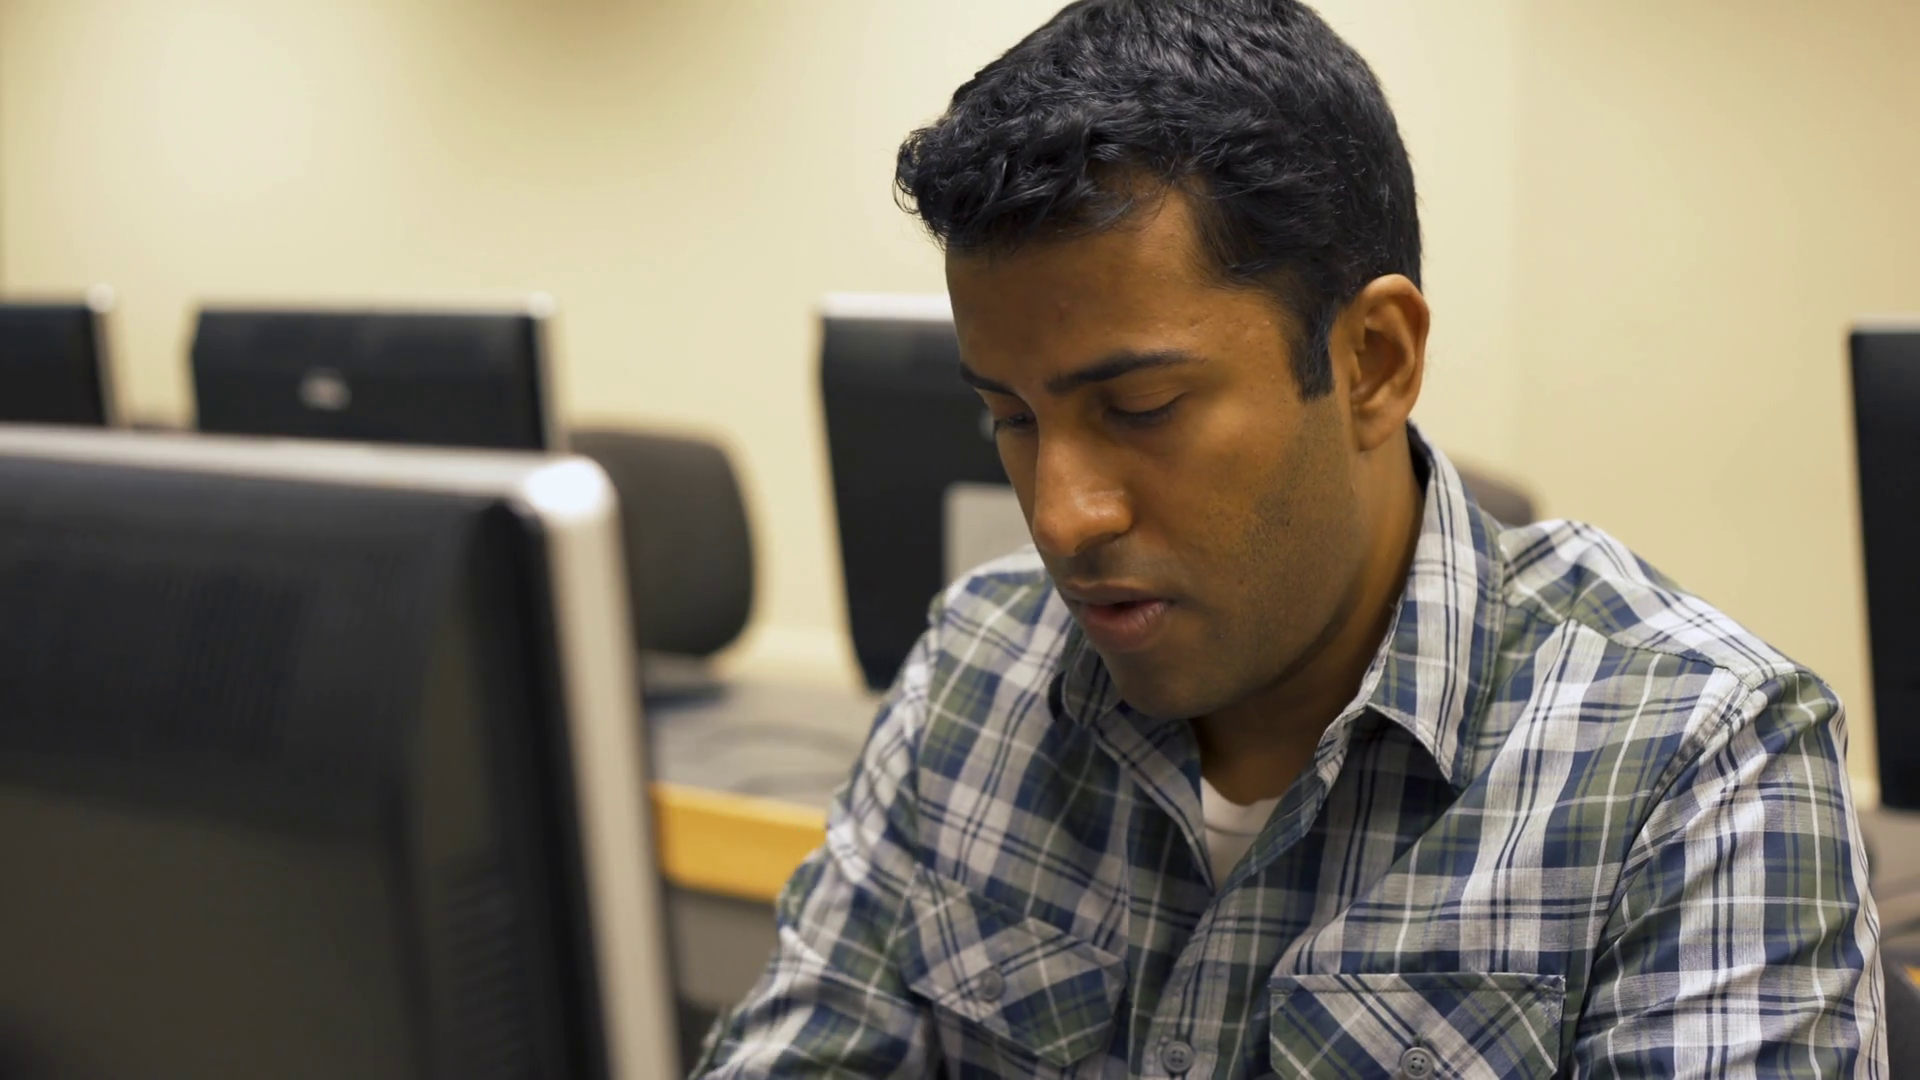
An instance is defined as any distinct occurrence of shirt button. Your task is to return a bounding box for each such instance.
[1399,1046,1436,1079]
[1162,1040,1195,1074]
[973,968,1005,1002]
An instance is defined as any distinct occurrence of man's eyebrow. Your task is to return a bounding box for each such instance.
[957,364,1017,396]
[957,349,1203,398]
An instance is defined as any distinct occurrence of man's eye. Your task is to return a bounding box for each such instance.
[1109,399,1179,428]
[991,412,1037,435]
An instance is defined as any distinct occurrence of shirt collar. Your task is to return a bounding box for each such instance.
[1053,423,1505,791]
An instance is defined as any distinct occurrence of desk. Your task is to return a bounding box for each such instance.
[1861,807,1920,935]
[653,783,826,901]
[648,678,875,1012]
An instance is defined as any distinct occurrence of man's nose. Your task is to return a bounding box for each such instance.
[1027,433,1130,559]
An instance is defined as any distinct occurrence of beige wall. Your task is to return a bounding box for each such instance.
[1510,1,1920,797]
[1,1,1908,790]
[0,0,1519,673]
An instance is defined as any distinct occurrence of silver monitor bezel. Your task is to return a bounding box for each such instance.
[0,425,676,1079]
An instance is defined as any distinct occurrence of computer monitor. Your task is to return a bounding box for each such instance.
[191,301,559,451]
[1853,322,1920,810]
[0,427,677,1079]
[820,293,1032,690]
[0,291,117,427]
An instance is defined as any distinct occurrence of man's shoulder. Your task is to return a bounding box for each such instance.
[1461,516,1850,861]
[928,546,1065,649]
[911,547,1075,720]
[1496,517,1810,696]
[1481,518,1839,792]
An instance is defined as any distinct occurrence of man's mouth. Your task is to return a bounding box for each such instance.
[1062,594,1174,653]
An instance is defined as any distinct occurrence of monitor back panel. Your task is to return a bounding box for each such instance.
[192,309,548,451]
[1852,327,1920,808]
[0,444,612,1078]
[821,312,1011,690]
[0,304,109,426]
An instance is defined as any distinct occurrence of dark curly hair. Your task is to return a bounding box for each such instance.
[896,0,1420,398]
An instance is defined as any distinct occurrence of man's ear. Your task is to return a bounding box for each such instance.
[1335,274,1428,453]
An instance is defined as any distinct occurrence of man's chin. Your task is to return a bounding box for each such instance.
[1100,654,1217,723]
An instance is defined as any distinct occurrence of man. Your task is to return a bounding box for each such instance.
[697,0,1884,1075]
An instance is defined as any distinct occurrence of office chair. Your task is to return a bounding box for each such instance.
[1454,461,1538,526]
[568,428,754,700]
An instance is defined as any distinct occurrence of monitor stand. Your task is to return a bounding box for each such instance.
[943,481,1031,582]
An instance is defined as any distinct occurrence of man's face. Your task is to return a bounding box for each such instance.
[947,193,1369,722]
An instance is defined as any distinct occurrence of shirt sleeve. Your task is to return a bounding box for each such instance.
[1572,672,1886,1078]
[689,629,938,1078]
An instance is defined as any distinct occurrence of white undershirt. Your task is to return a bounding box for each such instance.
[1200,777,1282,887]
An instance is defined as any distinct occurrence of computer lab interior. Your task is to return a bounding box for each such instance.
[0,2,1918,1077]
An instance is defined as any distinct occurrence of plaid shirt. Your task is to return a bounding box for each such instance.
[696,435,1884,1078]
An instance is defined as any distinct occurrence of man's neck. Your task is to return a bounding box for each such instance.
[1194,432,1427,806]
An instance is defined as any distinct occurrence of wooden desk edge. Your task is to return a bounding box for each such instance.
[651,781,829,903]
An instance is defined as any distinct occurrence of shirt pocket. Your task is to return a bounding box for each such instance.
[893,867,1126,1072]
[1270,971,1566,1079]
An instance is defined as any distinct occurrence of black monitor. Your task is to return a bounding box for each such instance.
[191,302,558,451]
[0,427,677,1079]
[820,294,1032,690]
[0,292,116,427]
[1853,323,1920,810]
